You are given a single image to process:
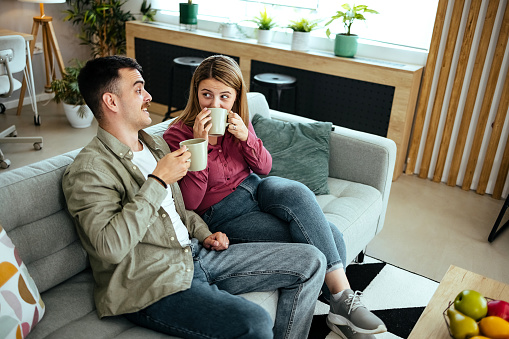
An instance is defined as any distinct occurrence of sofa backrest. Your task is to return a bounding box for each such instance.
[0,150,87,293]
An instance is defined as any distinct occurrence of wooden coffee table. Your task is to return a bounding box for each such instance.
[408,265,509,338]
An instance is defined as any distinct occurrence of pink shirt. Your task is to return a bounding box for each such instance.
[164,121,272,215]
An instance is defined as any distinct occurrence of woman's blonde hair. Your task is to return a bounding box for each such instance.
[171,55,249,127]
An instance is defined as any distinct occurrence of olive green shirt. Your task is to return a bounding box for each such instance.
[62,127,212,318]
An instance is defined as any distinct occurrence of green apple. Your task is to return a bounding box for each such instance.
[454,290,488,321]
[447,308,480,339]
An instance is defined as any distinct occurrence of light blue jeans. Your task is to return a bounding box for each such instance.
[125,239,326,339]
[202,174,348,300]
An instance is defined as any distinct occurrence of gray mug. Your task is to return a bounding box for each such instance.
[179,138,208,171]
[208,108,230,136]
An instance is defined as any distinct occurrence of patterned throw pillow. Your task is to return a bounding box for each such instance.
[0,224,45,339]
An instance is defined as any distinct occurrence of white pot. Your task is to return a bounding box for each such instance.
[221,23,237,38]
[291,31,311,52]
[63,103,94,128]
[257,29,273,44]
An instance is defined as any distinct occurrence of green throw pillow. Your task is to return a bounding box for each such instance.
[252,114,332,195]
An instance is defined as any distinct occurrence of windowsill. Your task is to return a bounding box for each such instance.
[152,12,429,66]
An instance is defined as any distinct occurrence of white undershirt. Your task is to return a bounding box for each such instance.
[131,142,191,247]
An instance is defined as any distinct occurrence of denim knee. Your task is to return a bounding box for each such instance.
[236,305,273,339]
[259,176,315,205]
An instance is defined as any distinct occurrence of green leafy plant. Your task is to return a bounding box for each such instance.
[140,0,157,22]
[50,60,88,118]
[64,0,135,57]
[288,18,320,32]
[325,4,379,37]
[248,8,277,30]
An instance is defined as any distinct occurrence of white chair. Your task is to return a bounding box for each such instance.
[0,35,43,169]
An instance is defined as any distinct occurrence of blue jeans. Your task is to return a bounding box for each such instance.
[125,239,326,339]
[202,174,347,299]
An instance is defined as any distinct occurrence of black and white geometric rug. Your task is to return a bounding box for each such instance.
[309,256,439,338]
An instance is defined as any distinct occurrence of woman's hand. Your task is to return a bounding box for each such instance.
[228,112,248,141]
[193,107,212,142]
[203,232,230,251]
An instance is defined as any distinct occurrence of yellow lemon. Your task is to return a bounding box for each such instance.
[479,316,509,338]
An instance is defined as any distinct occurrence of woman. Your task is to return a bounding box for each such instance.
[163,55,386,338]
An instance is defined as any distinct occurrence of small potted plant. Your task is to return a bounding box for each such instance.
[179,0,198,28]
[287,18,320,52]
[325,4,379,58]
[140,0,157,22]
[51,60,94,128]
[249,8,277,44]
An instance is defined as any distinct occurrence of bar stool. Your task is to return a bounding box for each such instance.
[252,73,297,111]
[163,56,204,121]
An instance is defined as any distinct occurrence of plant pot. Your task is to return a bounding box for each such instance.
[291,31,311,52]
[221,23,237,38]
[63,103,94,128]
[257,29,273,44]
[334,34,358,58]
[179,3,198,25]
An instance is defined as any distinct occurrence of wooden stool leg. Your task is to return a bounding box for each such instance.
[488,195,509,242]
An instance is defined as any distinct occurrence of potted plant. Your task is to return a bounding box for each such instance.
[325,4,379,58]
[64,0,135,58]
[249,8,277,44]
[179,0,198,28]
[140,0,157,22]
[51,60,94,128]
[287,18,320,52]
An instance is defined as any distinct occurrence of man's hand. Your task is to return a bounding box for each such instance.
[152,147,191,185]
[203,232,229,251]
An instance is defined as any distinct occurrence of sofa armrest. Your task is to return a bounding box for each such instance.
[269,110,396,234]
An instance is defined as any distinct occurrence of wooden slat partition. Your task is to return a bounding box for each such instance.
[406,0,509,199]
[494,130,509,198]
[405,0,450,174]
[433,0,484,182]
[419,0,466,179]
[462,3,509,190]
[478,66,509,195]
[447,0,500,186]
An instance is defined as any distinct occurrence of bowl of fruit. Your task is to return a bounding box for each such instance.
[444,289,509,338]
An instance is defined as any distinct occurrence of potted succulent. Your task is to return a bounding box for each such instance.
[51,60,94,128]
[287,18,320,52]
[179,0,198,27]
[325,4,379,58]
[249,8,277,44]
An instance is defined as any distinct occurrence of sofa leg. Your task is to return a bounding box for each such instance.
[355,251,365,264]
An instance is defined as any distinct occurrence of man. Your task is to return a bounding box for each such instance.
[62,55,326,339]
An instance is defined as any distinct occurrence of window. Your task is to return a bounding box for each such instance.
[151,0,438,51]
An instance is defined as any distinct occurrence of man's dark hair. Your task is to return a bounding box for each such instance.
[78,56,143,121]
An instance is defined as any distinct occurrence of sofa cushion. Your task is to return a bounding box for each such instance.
[0,225,45,339]
[0,150,88,294]
[318,177,383,263]
[252,114,332,195]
